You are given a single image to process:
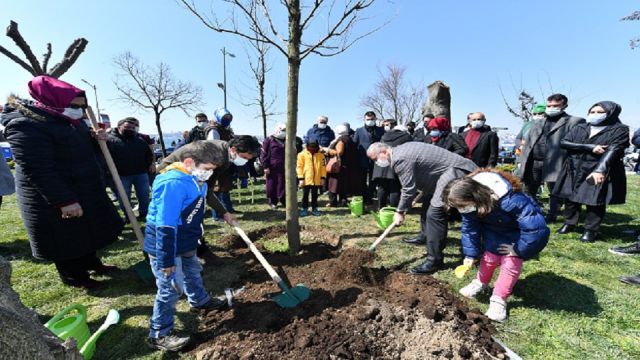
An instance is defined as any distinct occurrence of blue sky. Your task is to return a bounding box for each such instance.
[2,0,639,137]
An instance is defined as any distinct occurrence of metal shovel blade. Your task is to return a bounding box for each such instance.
[273,283,311,308]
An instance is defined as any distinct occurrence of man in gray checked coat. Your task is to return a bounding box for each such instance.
[367,142,477,274]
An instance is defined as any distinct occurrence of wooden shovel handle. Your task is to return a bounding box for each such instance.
[86,107,144,247]
[369,223,395,251]
[233,226,283,284]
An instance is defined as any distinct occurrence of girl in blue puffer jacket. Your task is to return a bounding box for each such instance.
[442,169,549,322]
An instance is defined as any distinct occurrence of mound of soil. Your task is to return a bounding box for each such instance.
[193,235,505,360]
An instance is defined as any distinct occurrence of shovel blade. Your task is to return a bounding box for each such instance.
[273,284,311,308]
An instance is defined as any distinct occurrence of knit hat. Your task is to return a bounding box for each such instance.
[532,103,546,114]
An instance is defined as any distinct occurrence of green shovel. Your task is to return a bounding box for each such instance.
[233,226,311,308]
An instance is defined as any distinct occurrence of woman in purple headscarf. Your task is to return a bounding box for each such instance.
[261,123,287,209]
[1,76,124,289]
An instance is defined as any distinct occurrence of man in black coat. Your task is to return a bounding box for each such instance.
[107,117,154,219]
[412,113,435,143]
[461,112,499,168]
[185,112,209,144]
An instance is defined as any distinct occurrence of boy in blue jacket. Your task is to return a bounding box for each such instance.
[442,169,549,322]
[144,142,234,351]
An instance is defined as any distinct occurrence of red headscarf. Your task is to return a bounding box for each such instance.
[428,117,451,143]
[28,76,86,124]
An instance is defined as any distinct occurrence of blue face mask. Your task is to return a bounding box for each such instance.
[430,130,442,137]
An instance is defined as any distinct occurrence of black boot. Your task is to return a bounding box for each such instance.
[403,236,426,245]
[409,259,444,275]
[580,230,598,243]
[557,224,575,234]
[619,274,640,286]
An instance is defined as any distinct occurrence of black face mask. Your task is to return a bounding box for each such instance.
[122,129,136,138]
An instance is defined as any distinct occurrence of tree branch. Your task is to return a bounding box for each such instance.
[6,20,43,74]
[49,38,88,78]
[41,43,52,73]
[0,44,36,76]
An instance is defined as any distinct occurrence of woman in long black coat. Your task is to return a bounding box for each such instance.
[553,101,629,242]
[1,76,124,288]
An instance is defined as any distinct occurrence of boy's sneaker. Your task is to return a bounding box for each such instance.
[608,243,640,256]
[485,295,508,322]
[189,297,227,314]
[300,208,309,217]
[311,208,321,216]
[147,332,190,352]
[459,279,487,298]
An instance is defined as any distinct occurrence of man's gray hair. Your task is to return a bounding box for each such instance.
[317,115,328,123]
[367,142,390,157]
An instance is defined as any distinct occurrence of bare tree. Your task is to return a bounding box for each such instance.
[241,38,279,139]
[621,10,640,48]
[179,0,386,253]
[113,52,203,156]
[360,64,425,124]
[500,88,536,122]
[0,20,88,78]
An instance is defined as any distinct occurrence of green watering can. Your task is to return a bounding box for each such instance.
[373,207,396,229]
[45,304,120,360]
[349,196,364,216]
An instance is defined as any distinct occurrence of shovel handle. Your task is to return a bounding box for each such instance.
[86,107,144,247]
[368,223,395,252]
[233,226,284,285]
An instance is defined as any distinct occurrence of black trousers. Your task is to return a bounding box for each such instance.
[54,252,103,283]
[418,194,449,263]
[376,178,401,210]
[524,160,561,216]
[563,201,606,231]
[302,186,320,209]
[360,164,376,203]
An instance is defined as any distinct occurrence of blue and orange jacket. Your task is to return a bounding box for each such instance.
[144,163,207,268]
[460,171,549,260]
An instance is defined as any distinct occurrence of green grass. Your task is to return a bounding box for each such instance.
[1,177,639,359]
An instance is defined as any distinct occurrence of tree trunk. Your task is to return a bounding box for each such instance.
[155,112,167,157]
[285,0,302,254]
[422,80,451,121]
[259,82,267,139]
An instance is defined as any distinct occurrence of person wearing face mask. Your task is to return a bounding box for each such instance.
[422,116,467,156]
[367,142,477,274]
[516,103,546,154]
[1,76,124,289]
[519,94,585,222]
[207,108,235,141]
[304,115,335,148]
[145,141,237,351]
[553,101,629,243]
[185,113,210,144]
[353,111,385,204]
[462,112,499,168]
[261,123,287,209]
[412,113,435,142]
[371,122,413,210]
[106,117,154,220]
[406,121,416,136]
[442,169,549,322]
[326,124,360,207]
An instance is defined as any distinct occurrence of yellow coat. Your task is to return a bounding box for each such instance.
[296,150,326,186]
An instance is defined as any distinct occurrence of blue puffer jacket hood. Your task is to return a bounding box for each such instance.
[460,172,549,260]
[214,108,233,127]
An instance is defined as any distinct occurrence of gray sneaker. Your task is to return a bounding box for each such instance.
[608,243,640,256]
[619,274,640,286]
[147,332,190,352]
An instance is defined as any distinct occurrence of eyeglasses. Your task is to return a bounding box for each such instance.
[68,104,88,109]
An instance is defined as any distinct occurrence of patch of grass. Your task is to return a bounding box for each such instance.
[1,177,639,359]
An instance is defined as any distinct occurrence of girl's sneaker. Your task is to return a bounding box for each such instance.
[311,208,321,216]
[300,208,309,217]
[486,295,508,322]
[459,279,486,298]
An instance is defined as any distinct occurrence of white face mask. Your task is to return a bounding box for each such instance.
[587,113,607,125]
[274,131,286,139]
[197,121,208,129]
[318,123,327,129]
[545,107,564,117]
[62,107,85,120]
[230,152,249,166]
[457,205,477,214]
[429,130,442,137]
[384,125,391,132]
[365,119,376,127]
[532,115,546,121]
[192,168,213,182]
[375,156,390,168]
[470,120,485,129]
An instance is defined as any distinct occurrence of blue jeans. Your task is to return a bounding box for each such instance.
[119,173,150,217]
[211,191,234,219]
[149,254,211,338]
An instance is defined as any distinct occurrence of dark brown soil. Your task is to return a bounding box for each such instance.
[193,229,506,360]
